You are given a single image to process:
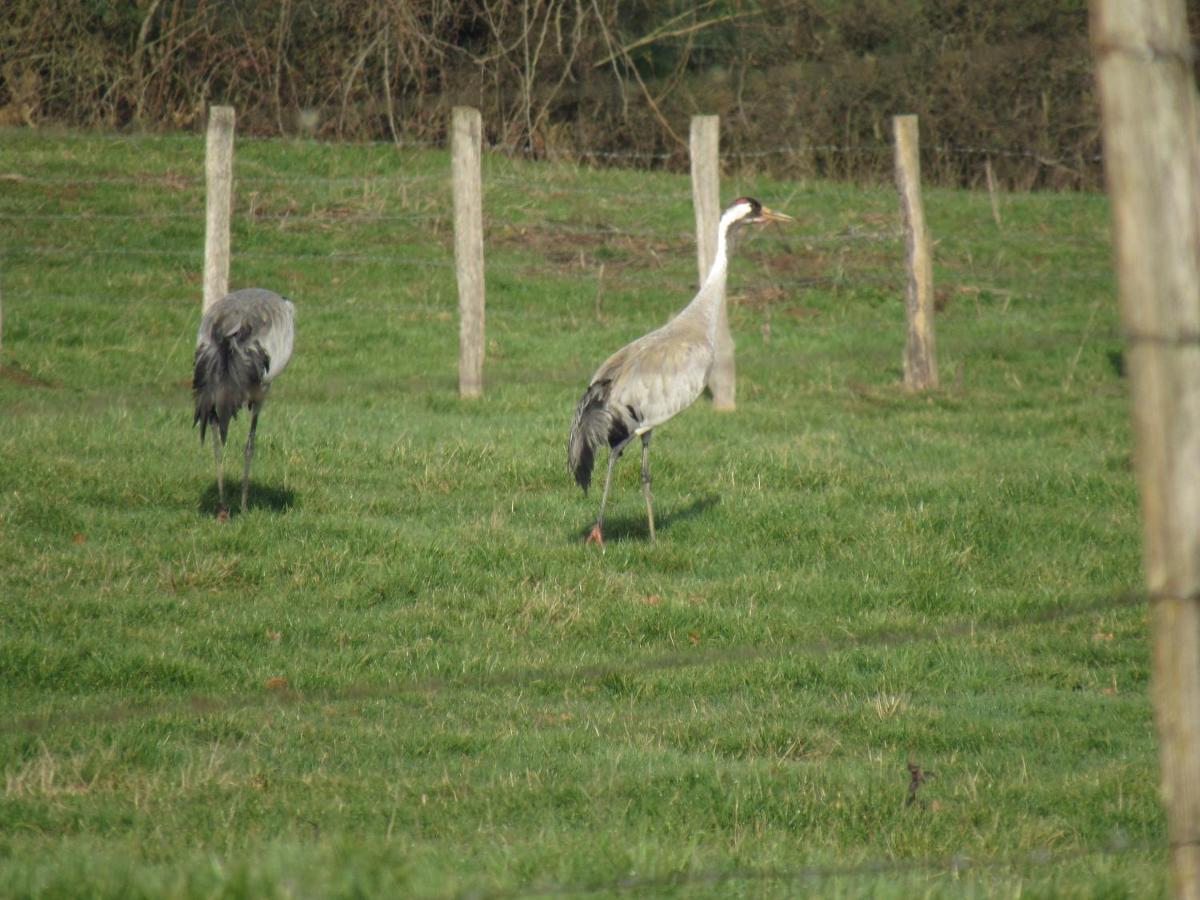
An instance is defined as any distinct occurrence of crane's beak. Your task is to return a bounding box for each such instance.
[755,206,795,224]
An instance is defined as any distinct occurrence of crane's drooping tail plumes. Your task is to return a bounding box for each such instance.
[192,321,270,445]
[192,288,295,517]
[568,378,629,493]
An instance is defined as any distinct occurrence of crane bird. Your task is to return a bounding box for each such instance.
[192,288,296,518]
[567,197,793,546]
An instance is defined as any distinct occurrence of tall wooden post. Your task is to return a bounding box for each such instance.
[203,105,235,312]
[1091,2,1200,896]
[452,106,485,399]
[893,114,938,391]
[984,157,1003,227]
[690,115,734,410]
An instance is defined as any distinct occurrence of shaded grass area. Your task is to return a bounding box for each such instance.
[0,128,1160,897]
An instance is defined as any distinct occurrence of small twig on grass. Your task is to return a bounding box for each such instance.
[1062,297,1102,393]
[907,761,934,807]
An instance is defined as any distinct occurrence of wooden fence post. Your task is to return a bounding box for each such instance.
[203,105,235,312]
[1091,2,1200,896]
[984,157,1003,228]
[893,114,939,391]
[690,114,734,410]
[452,106,485,399]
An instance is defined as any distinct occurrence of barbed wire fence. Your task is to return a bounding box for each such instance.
[463,833,1161,899]
[0,583,1156,896]
[7,588,1146,737]
[0,109,1116,377]
[463,839,1158,899]
[0,109,1156,897]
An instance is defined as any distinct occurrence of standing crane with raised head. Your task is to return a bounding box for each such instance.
[193,288,296,518]
[568,197,793,546]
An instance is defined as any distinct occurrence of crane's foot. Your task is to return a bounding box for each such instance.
[585,523,604,548]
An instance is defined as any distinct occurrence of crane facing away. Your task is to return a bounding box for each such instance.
[193,288,296,518]
[567,197,792,546]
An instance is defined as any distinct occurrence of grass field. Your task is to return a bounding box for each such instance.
[0,127,1162,897]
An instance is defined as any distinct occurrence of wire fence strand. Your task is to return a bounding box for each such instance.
[7,588,1146,737]
[461,837,1157,900]
[2,131,1105,172]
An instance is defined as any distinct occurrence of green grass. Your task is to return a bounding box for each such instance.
[0,127,1161,898]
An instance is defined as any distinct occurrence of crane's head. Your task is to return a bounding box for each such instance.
[725,197,794,228]
[718,198,793,254]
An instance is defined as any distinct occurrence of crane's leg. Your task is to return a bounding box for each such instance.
[241,404,259,513]
[212,430,227,517]
[587,434,634,547]
[640,431,656,544]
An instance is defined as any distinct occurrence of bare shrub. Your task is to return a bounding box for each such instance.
[0,0,1161,189]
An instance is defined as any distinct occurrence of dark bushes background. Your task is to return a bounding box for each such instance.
[3,0,1198,189]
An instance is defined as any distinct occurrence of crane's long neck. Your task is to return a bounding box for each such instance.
[679,217,734,341]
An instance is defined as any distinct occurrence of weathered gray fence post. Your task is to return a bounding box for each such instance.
[984,157,1003,227]
[893,114,938,391]
[690,114,734,410]
[1092,1,1200,896]
[203,105,235,312]
[452,106,485,399]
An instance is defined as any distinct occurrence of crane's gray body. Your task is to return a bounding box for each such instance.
[192,288,295,514]
[567,198,787,544]
[193,288,295,444]
[568,287,718,492]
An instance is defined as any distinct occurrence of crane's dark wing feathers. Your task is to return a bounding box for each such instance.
[567,379,634,492]
[192,313,271,445]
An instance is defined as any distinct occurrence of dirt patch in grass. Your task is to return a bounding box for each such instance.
[135,170,195,191]
[0,363,59,388]
[491,222,689,272]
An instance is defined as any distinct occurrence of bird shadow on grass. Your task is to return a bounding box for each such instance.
[199,483,295,518]
[572,494,721,544]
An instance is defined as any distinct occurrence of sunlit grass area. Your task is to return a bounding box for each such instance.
[0,127,1159,898]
